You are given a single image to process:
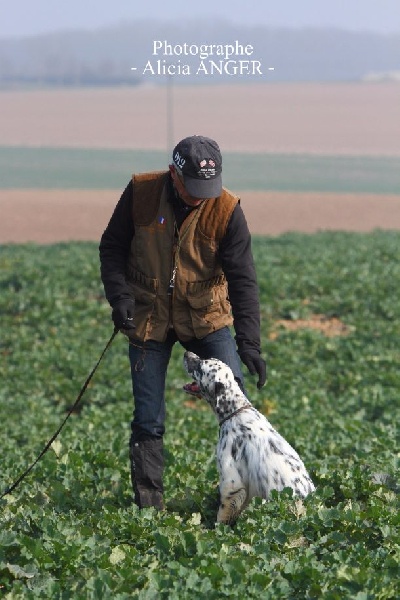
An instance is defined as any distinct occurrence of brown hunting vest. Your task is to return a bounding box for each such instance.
[125,171,239,342]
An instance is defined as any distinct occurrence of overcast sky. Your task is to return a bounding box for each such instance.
[1,0,400,37]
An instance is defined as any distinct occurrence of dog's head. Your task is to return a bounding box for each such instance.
[183,351,248,421]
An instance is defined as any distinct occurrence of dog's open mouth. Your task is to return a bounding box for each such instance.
[182,381,202,398]
[183,352,202,398]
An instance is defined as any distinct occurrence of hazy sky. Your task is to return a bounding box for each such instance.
[1,0,400,37]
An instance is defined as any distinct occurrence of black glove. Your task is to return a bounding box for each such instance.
[111,298,136,330]
[240,351,267,389]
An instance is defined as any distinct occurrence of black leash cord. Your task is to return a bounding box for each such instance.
[0,328,119,500]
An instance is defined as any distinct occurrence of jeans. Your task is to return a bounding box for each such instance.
[128,326,244,441]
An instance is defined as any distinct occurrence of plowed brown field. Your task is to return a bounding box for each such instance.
[1,83,399,242]
[1,189,400,243]
[2,83,400,155]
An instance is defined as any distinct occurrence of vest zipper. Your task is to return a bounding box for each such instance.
[167,205,206,328]
[167,230,179,329]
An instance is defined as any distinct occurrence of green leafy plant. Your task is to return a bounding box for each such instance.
[0,232,399,598]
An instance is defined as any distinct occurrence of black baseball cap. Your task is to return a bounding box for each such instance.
[172,135,223,198]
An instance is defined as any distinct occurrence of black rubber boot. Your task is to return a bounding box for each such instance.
[129,437,164,510]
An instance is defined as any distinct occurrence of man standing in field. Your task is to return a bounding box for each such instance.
[99,135,266,509]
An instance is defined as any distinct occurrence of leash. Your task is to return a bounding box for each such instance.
[0,327,119,500]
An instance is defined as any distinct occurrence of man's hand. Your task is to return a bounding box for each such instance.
[111,298,136,330]
[240,351,267,389]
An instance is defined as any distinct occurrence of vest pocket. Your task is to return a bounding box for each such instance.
[127,269,158,340]
[127,266,158,292]
[186,283,232,338]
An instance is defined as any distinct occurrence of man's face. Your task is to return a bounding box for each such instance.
[169,165,212,207]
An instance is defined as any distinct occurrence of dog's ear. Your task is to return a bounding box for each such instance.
[214,381,225,399]
[214,381,227,415]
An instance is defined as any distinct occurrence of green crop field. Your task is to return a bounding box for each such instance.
[1,146,400,193]
[0,232,399,598]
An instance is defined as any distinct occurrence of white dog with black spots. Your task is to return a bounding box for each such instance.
[183,351,315,524]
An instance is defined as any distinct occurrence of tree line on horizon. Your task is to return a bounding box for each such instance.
[0,20,399,86]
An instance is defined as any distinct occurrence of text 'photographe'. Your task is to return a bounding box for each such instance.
[131,40,274,77]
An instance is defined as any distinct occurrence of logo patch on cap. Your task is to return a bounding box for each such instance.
[173,151,186,169]
[199,159,207,168]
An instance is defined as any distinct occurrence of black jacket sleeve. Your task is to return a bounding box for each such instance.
[99,181,134,307]
[219,204,262,355]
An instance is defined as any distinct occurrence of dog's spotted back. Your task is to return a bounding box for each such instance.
[184,351,315,523]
